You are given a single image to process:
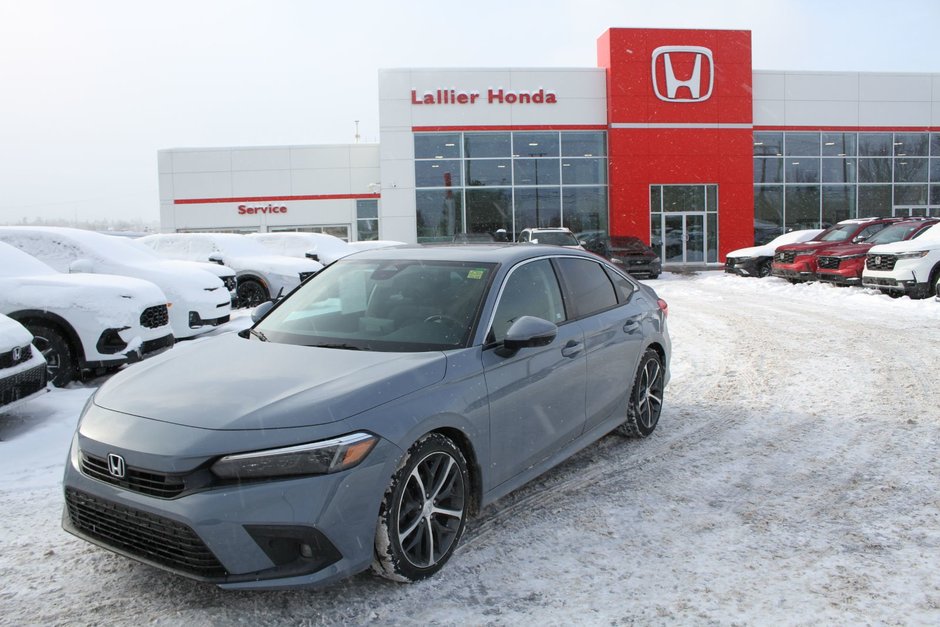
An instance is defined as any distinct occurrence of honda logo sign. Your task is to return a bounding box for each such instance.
[651,46,714,103]
[107,453,126,479]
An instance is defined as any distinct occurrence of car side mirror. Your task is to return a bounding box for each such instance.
[68,259,94,274]
[496,316,557,357]
[853,235,867,243]
[250,300,275,323]
[305,251,320,262]
[208,253,224,265]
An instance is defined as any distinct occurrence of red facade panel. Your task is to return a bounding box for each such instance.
[598,28,754,260]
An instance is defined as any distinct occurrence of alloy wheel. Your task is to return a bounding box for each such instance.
[396,451,465,569]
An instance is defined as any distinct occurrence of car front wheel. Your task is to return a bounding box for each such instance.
[28,324,75,387]
[619,348,665,438]
[236,279,268,308]
[757,260,772,278]
[373,433,469,582]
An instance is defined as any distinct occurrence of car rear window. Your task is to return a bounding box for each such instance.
[555,257,618,318]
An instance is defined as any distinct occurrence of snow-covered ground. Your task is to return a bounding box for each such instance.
[1,273,939,625]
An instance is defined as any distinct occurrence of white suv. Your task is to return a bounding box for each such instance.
[518,227,585,249]
[862,222,940,299]
[0,242,174,386]
[0,314,48,410]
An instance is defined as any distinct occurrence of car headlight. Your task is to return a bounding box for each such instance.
[211,432,378,480]
[895,251,928,259]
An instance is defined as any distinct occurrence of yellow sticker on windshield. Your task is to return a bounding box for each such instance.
[467,269,485,280]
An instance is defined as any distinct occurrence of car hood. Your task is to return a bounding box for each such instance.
[816,243,872,257]
[726,244,769,258]
[93,333,447,430]
[776,240,827,253]
[868,238,940,254]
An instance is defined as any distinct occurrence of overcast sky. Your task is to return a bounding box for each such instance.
[1,0,938,224]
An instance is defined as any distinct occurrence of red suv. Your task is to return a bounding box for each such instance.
[815,218,939,286]
[771,218,905,283]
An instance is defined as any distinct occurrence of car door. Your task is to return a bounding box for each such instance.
[482,257,587,487]
[553,257,646,433]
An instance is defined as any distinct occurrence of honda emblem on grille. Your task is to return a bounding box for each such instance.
[11,346,21,362]
[107,453,126,479]
[874,256,881,264]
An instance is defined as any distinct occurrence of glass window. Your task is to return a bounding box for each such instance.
[466,159,512,186]
[785,133,820,156]
[894,158,928,183]
[821,158,856,184]
[513,159,560,186]
[753,132,783,156]
[754,158,782,184]
[513,188,560,232]
[603,266,638,303]
[416,190,462,243]
[561,158,607,185]
[356,199,378,220]
[894,185,927,205]
[931,158,940,183]
[414,134,461,160]
[662,186,705,212]
[785,186,821,230]
[930,185,940,205]
[858,158,892,183]
[415,160,462,188]
[893,133,929,157]
[785,158,820,184]
[754,186,784,244]
[466,188,514,235]
[821,133,857,157]
[562,132,607,157]
[555,258,618,318]
[821,185,855,225]
[707,214,718,263]
[857,185,891,217]
[513,133,560,158]
[464,133,511,158]
[490,259,566,342]
[562,187,608,234]
[859,133,892,156]
[931,133,940,156]
[650,186,662,212]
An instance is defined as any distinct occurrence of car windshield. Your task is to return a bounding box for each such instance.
[531,231,579,246]
[254,259,496,351]
[818,224,859,242]
[866,223,926,244]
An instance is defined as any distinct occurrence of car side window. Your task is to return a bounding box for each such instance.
[858,224,886,240]
[489,259,566,343]
[555,257,618,318]
[603,266,638,303]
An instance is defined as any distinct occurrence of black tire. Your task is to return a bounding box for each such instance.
[27,324,75,387]
[373,433,469,582]
[236,279,268,308]
[786,278,800,285]
[619,348,665,438]
[757,260,773,278]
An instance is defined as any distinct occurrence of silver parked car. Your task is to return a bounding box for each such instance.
[62,245,670,589]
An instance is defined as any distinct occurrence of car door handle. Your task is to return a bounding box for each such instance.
[560,340,582,358]
[623,316,643,333]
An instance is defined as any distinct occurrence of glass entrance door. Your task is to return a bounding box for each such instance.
[655,213,707,264]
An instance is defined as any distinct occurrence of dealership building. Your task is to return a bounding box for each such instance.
[158,27,940,267]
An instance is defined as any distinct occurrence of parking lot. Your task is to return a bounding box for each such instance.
[1,272,939,625]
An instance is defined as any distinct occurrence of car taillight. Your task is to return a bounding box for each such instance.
[657,298,668,317]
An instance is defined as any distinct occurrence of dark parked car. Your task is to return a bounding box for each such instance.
[582,234,662,279]
[62,245,670,590]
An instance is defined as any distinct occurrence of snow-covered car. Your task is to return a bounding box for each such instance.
[138,233,323,307]
[0,313,48,411]
[725,229,824,278]
[0,242,174,386]
[862,222,940,299]
[519,227,585,249]
[248,232,354,265]
[0,227,231,340]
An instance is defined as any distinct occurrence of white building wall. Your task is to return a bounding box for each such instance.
[753,70,940,127]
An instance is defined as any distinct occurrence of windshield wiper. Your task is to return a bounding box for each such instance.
[249,329,268,342]
[309,342,368,351]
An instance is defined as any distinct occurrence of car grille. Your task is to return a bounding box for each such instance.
[141,334,174,357]
[867,254,897,271]
[0,363,46,407]
[0,344,32,369]
[80,453,185,498]
[816,256,841,269]
[65,488,226,578]
[299,271,316,283]
[775,251,797,264]
[140,305,169,329]
[222,276,237,292]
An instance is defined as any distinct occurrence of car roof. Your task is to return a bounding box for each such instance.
[337,243,599,265]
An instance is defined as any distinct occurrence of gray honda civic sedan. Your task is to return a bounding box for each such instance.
[62,245,670,590]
